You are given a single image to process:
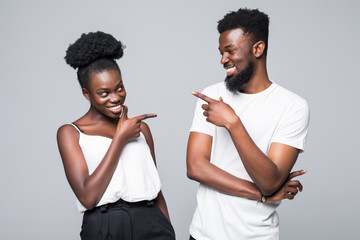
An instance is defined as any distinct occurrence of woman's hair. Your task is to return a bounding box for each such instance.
[64,31,125,89]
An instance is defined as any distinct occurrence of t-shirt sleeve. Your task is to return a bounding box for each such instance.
[189,87,216,136]
[271,98,310,152]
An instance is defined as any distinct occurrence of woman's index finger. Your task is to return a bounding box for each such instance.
[135,114,157,122]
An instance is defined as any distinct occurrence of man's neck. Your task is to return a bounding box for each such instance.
[240,60,270,94]
[240,74,271,94]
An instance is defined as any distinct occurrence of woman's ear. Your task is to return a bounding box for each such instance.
[82,88,90,100]
[253,41,266,58]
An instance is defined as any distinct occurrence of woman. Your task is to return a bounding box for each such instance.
[57,31,175,240]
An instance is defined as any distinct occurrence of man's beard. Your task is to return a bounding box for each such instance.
[225,61,254,94]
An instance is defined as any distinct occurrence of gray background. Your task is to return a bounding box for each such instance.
[1,0,359,239]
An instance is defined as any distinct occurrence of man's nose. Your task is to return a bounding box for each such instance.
[220,53,229,65]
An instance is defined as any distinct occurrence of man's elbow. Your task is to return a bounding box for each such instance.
[261,187,277,197]
[186,165,197,180]
[186,161,202,181]
[259,180,283,196]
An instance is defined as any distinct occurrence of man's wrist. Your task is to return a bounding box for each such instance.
[226,116,241,132]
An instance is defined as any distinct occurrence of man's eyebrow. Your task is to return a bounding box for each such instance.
[224,44,235,49]
[218,44,235,52]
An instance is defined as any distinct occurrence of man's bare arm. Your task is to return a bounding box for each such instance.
[187,131,305,201]
[192,91,301,196]
[187,132,263,200]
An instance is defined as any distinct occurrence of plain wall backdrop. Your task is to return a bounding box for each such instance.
[1,0,359,239]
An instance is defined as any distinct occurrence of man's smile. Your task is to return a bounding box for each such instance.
[225,65,237,76]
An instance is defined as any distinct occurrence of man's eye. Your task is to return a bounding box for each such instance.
[117,87,123,92]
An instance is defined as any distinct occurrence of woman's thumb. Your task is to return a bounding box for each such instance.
[120,104,128,119]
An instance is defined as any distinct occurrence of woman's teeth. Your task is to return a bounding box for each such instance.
[109,105,121,110]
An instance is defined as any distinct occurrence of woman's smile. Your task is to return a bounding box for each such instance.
[107,104,123,114]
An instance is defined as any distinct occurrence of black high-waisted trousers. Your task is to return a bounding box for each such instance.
[80,199,175,240]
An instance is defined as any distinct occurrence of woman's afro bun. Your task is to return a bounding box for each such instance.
[65,31,124,69]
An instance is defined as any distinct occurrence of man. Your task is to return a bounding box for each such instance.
[187,8,310,240]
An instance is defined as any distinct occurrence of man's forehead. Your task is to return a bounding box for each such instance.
[219,28,247,47]
[220,28,247,39]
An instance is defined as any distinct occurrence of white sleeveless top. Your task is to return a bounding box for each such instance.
[71,124,161,212]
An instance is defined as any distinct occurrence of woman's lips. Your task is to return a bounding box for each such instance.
[108,104,122,114]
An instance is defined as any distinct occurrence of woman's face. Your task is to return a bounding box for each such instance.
[83,69,126,119]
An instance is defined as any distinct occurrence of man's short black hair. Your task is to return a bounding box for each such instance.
[217,8,269,56]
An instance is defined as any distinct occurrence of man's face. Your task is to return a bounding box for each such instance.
[218,28,254,93]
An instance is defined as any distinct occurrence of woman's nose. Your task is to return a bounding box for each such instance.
[109,93,121,103]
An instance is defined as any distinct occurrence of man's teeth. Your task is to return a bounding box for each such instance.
[226,67,236,72]
[109,105,121,110]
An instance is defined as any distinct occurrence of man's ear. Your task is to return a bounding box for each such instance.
[82,88,90,100]
[252,41,266,58]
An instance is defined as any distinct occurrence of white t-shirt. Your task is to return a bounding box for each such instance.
[189,82,310,240]
[71,125,161,212]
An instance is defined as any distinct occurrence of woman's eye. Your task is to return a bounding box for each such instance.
[99,92,108,97]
